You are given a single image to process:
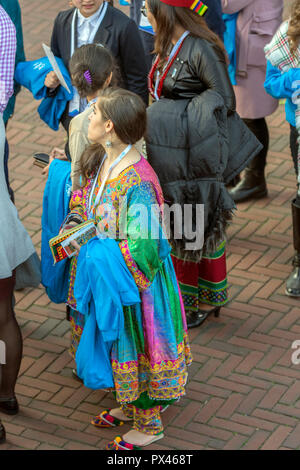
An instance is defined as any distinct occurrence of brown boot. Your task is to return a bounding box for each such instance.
[229,168,267,203]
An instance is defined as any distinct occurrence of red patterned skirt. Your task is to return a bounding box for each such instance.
[171,241,228,311]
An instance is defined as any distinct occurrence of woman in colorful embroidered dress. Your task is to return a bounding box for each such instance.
[63,88,192,450]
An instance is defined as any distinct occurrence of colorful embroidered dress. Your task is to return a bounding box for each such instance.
[67,156,192,404]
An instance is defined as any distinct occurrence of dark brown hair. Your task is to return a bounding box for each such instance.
[69,44,117,98]
[147,0,226,68]
[288,0,300,56]
[78,88,146,185]
[78,143,105,187]
[97,87,147,144]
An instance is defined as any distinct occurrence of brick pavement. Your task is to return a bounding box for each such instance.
[1,0,299,451]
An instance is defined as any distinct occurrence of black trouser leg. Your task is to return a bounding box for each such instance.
[244,118,269,173]
[229,118,269,202]
[0,274,22,401]
[286,125,300,296]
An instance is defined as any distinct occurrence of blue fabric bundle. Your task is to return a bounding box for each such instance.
[41,160,72,303]
[74,238,141,390]
[14,56,73,130]
[222,13,238,86]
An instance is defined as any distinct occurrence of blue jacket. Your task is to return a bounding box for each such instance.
[41,160,72,303]
[74,238,140,389]
[14,56,73,131]
[222,13,238,86]
[0,0,25,124]
[264,61,300,128]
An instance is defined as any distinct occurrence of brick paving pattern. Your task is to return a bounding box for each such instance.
[1,0,299,451]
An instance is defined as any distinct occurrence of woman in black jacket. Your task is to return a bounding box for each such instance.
[145,0,260,328]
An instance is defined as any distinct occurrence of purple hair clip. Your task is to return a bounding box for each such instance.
[84,69,92,85]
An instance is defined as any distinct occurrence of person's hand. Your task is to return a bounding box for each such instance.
[59,221,79,235]
[44,71,60,89]
[41,155,55,176]
[41,148,68,176]
[50,147,68,160]
[70,240,81,254]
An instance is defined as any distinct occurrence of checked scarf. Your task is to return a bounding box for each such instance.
[265,20,300,194]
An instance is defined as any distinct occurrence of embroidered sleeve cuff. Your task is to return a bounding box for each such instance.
[119,240,151,291]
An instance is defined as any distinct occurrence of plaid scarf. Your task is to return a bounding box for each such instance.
[264,20,300,71]
[265,20,300,192]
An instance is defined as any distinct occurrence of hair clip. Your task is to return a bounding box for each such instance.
[189,0,208,16]
[84,69,92,85]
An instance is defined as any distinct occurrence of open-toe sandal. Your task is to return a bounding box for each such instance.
[105,433,164,450]
[91,409,131,428]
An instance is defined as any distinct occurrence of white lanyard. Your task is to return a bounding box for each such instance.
[154,30,189,101]
[88,144,132,219]
[87,97,97,108]
[70,2,108,58]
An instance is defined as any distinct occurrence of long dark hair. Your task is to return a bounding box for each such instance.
[147,0,226,68]
[78,88,146,186]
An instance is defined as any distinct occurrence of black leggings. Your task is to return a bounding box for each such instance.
[243,118,269,172]
[290,124,299,175]
[0,273,22,399]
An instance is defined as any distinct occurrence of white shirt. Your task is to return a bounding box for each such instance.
[77,6,103,48]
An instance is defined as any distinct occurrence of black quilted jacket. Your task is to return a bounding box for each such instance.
[146,35,262,259]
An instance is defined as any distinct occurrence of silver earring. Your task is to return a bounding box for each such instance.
[105,140,112,148]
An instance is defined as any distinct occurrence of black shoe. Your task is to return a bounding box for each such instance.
[0,396,19,415]
[229,169,267,203]
[186,307,221,329]
[0,421,6,444]
[286,254,300,297]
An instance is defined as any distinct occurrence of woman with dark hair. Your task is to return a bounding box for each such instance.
[144,0,261,328]
[68,44,115,190]
[60,87,192,449]
[42,44,116,190]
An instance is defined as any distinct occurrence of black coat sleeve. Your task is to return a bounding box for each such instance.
[47,14,62,98]
[204,0,225,40]
[190,39,236,112]
[50,14,62,58]
[118,19,149,105]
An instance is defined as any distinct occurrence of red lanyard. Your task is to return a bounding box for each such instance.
[148,34,188,100]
